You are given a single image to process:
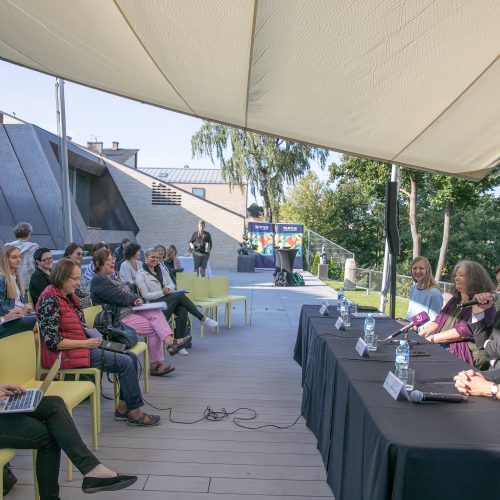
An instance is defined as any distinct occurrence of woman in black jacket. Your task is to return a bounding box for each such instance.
[29,247,53,306]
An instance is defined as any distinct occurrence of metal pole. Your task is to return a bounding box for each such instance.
[379,165,399,312]
[56,78,73,244]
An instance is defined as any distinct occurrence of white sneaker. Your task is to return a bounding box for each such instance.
[178,348,189,356]
[201,317,218,328]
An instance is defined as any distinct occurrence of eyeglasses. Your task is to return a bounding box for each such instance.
[40,257,53,262]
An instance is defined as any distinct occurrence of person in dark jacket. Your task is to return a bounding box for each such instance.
[188,220,212,277]
[29,247,53,306]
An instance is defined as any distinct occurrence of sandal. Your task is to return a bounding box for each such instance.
[150,363,176,376]
[167,335,192,356]
[127,412,160,427]
[114,409,129,421]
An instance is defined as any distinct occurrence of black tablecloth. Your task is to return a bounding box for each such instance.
[294,305,500,500]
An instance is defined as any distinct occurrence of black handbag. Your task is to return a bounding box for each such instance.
[3,463,17,496]
[94,309,138,348]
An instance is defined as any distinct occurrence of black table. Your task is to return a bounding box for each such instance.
[295,305,500,500]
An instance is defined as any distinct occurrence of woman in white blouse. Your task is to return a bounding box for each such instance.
[119,243,142,288]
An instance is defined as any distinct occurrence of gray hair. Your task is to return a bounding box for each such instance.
[452,260,495,301]
[144,247,159,258]
[13,222,33,239]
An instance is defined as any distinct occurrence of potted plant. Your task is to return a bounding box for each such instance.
[237,233,257,272]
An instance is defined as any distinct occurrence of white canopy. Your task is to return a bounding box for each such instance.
[1,0,499,180]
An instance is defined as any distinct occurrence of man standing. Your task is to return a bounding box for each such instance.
[188,220,212,277]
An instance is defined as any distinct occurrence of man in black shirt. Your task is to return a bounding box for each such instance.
[188,220,212,277]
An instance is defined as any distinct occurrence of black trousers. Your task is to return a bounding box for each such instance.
[154,293,204,338]
[0,396,100,500]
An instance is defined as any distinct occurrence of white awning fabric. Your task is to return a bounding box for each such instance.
[1,0,499,180]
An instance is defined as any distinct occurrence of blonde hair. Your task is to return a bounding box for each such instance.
[0,245,24,299]
[165,245,178,261]
[411,256,439,290]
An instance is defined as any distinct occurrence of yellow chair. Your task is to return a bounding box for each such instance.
[0,331,98,482]
[0,449,39,500]
[192,278,227,336]
[209,276,248,328]
[83,305,149,395]
[178,271,197,280]
[175,277,212,337]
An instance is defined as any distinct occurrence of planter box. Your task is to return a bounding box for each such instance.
[237,254,255,272]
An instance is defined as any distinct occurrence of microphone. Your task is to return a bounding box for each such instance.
[410,390,468,404]
[383,311,430,341]
[460,291,499,308]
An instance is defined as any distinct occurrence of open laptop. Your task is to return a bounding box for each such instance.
[0,353,61,414]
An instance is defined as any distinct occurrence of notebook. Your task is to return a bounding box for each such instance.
[0,353,61,414]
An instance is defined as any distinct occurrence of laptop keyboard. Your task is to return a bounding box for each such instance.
[5,390,40,411]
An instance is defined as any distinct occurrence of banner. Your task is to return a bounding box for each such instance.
[275,223,304,269]
[247,221,275,268]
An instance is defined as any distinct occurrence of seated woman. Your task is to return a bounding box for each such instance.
[136,248,217,354]
[418,260,496,367]
[0,386,137,497]
[29,247,53,306]
[162,244,183,285]
[64,242,92,308]
[83,242,109,282]
[0,245,36,336]
[37,258,160,426]
[119,242,142,288]
[401,256,443,331]
[90,249,188,376]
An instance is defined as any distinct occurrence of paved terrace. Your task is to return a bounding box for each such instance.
[9,270,338,500]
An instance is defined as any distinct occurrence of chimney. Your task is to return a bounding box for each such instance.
[112,141,119,150]
[87,141,103,154]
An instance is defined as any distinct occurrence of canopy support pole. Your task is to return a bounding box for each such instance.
[55,78,73,245]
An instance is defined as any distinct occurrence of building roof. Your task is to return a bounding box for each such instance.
[140,168,245,185]
[102,148,138,165]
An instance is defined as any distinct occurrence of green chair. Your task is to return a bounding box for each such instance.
[209,276,248,328]
[192,278,227,335]
[0,449,39,500]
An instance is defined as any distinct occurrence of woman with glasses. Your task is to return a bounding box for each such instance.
[64,243,92,308]
[37,258,159,426]
[29,247,53,306]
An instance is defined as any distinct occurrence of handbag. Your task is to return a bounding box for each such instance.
[94,309,138,348]
[3,463,17,496]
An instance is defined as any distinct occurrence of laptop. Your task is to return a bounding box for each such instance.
[0,353,61,414]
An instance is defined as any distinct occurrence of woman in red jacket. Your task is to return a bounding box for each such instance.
[37,258,159,426]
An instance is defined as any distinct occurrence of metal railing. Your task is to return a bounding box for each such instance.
[306,229,354,273]
[353,268,453,299]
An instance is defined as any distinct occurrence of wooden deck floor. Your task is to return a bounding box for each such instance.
[9,271,337,499]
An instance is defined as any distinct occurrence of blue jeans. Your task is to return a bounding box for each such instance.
[89,349,143,410]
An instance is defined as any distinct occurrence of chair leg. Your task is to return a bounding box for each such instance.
[66,410,74,482]
[244,299,248,325]
[90,393,98,451]
[113,375,119,410]
[143,349,149,393]
[95,372,101,434]
[32,450,40,500]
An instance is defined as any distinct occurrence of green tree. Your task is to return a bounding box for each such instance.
[191,122,328,221]
[247,202,264,218]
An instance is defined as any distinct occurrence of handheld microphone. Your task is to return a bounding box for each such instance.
[410,390,468,403]
[460,291,500,309]
[384,311,430,341]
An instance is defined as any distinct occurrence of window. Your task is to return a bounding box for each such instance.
[192,187,206,199]
[152,182,181,205]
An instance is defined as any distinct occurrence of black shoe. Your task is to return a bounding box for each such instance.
[82,474,137,494]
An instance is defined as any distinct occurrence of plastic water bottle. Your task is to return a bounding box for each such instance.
[363,313,376,348]
[340,297,350,326]
[337,288,344,312]
[394,340,410,384]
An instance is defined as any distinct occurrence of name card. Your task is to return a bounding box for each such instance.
[319,300,330,316]
[383,371,410,401]
[335,317,345,331]
[355,337,370,358]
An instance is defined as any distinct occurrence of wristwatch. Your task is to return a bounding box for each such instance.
[490,384,499,398]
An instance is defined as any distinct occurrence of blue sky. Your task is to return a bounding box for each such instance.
[0,60,334,205]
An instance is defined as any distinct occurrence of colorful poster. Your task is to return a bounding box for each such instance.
[274,223,304,269]
[247,222,275,268]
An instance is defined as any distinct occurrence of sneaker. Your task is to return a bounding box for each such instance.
[178,348,189,356]
[201,317,218,328]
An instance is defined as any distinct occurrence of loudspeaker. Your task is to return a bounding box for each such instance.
[384,181,400,255]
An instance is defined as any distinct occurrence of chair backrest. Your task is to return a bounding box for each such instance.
[193,277,212,301]
[83,305,103,327]
[209,276,229,297]
[180,271,198,279]
[176,276,195,294]
[0,331,37,385]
